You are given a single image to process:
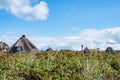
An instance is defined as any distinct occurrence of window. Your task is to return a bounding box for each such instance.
[13,46,22,53]
[17,47,22,51]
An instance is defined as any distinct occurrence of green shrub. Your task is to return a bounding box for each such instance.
[0,51,119,80]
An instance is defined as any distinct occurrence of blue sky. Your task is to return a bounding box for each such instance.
[0,0,120,50]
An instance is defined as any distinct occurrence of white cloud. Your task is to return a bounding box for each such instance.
[0,0,49,20]
[1,27,120,50]
[30,27,120,50]
[78,27,120,50]
[0,34,17,46]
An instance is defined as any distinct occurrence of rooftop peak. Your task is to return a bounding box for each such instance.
[22,35,26,38]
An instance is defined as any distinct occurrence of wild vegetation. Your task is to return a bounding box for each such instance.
[0,50,120,80]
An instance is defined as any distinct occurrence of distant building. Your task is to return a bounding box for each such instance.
[0,41,9,52]
[83,47,90,54]
[105,47,113,53]
[8,35,39,53]
[46,47,53,51]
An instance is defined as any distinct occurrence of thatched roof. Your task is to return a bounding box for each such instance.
[46,47,53,51]
[0,41,9,49]
[83,47,90,54]
[105,47,113,53]
[8,35,38,53]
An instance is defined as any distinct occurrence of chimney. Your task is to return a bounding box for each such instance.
[21,35,26,39]
[22,35,26,38]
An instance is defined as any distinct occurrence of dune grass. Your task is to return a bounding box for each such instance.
[0,50,120,80]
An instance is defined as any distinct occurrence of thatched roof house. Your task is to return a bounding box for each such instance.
[105,47,113,53]
[46,47,53,51]
[0,41,9,52]
[8,35,38,53]
[83,47,90,54]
